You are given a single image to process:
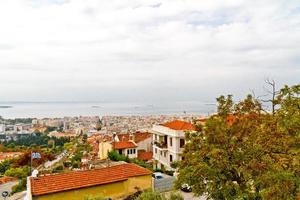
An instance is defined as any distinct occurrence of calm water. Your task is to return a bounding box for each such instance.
[0,101,216,119]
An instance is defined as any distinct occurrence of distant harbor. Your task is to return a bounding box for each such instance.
[0,101,216,119]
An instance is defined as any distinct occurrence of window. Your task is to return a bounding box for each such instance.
[164,152,166,157]
[169,137,173,146]
[180,139,185,148]
[170,155,173,162]
[127,149,130,154]
[130,149,133,154]
[155,148,157,154]
[160,151,162,156]
[133,149,136,154]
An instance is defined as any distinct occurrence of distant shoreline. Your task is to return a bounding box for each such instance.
[0,106,13,108]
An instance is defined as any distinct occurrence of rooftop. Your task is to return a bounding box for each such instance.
[30,163,152,196]
[161,120,195,131]
[117,132,152,143]
[112,141,137,149]
[137,151,153,161]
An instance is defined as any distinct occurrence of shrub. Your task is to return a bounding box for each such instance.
[0,160,11,175]
[108,151,128,162]
[136,190,166,200]
[169,192,183,200]
[52,165,64,173]
[72,162,80,169]
[11,178,27,194]
[4,167,29,179]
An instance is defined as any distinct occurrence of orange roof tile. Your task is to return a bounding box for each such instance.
[30,163,151,196]
[117,132,151,143]
[162,120,195,131]
[138,151,153,161]
[112,141,137,149]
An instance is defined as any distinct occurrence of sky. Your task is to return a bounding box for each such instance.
[0,0,299,104]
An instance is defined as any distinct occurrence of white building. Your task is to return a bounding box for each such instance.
[0,124,5,133]
[152,120,195,171]
[112,141,138,159]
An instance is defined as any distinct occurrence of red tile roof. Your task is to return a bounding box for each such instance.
[0,152,23,162]
[117,132,151,143]
[0,176,17,185]
[138,151,153,161]
[112,141,137,149]
[30,163,152,196]
[162,120,195,131]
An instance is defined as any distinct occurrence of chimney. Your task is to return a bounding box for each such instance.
[129,133,135,142]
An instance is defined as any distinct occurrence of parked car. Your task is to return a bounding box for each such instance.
[152,172,164,179]
[181,183,192,192]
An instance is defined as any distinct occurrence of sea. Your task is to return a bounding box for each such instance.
[0,101,216,119]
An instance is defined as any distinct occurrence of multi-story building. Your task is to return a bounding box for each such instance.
[152,120,195,171]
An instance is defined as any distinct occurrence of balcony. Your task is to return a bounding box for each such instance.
[154,140,168,149]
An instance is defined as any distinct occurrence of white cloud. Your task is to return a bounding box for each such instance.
[0,0,299,102]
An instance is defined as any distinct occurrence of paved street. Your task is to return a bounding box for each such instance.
[0,181,18,200]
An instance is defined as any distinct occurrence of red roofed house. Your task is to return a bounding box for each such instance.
[112,141,138,159]
[97,132,152,160]
[27,163,152,200]
[151,120,195,171]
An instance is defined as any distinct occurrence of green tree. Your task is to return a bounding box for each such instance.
[0,160,11,175]
[4,166,29,179]
[176,85,300,200]
[108,150,129,162]
[83,134,88,143]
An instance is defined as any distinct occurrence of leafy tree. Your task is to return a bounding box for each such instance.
[12,151,55,168]
[63,142,73,151]
[176,85,300,200]
[4,166,29,179]
[0,160,11,175]
[108,151,129,162]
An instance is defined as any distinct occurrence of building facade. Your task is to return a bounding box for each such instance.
[152,120,195,171]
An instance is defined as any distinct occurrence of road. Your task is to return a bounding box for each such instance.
[0,181,18,200]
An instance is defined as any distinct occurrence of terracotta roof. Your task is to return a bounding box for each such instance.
[112,141,137,149]
[0,176,17,185]
[117,132,151,143]
[162,120,195,131]
[30,163,151,196]
[0,152,23,162]
[88,134,112,143]
[138,151,153,161]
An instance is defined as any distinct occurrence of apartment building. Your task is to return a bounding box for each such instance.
[152,120,195,171]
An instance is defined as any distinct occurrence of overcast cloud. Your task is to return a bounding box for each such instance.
[0,0,299,103]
